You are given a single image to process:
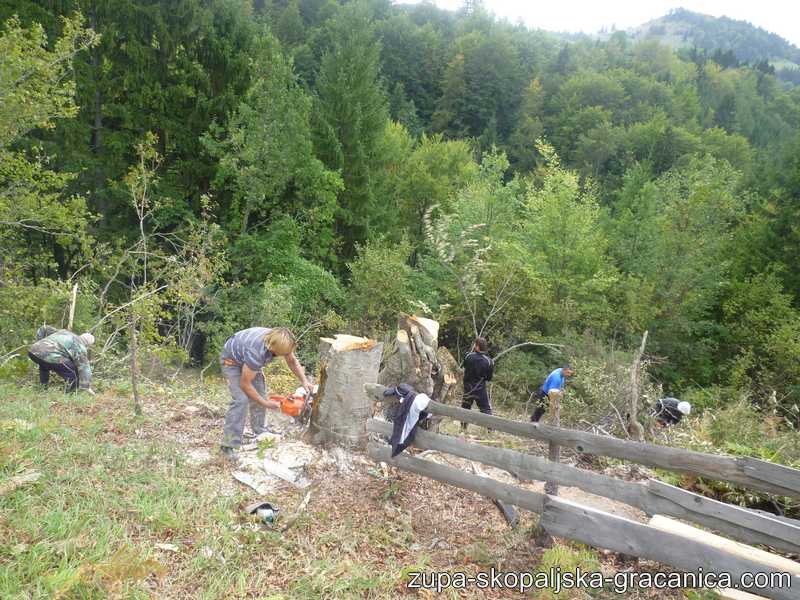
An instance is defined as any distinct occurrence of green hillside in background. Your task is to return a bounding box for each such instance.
[623,8,800,84]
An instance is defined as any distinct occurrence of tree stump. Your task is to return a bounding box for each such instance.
[375,315,460,431]
[308,334,382,449]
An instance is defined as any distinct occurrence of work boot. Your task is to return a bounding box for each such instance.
[220,446,239,464]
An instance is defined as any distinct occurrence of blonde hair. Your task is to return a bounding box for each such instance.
[264,327,296,356]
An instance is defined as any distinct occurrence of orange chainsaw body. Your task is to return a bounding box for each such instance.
[271,394,306,417]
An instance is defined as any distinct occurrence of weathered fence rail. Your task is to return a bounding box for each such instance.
[365,382,800,599]
[366,419,800,554]
[418,399,800,499]
[540,498,800,600]
[368,441,800,600]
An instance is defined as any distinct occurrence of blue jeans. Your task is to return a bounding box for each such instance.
[221,364,267,449]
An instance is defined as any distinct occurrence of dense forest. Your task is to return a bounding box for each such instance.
[3,0,800,430]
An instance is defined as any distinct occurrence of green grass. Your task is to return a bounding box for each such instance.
[0,383,430,599]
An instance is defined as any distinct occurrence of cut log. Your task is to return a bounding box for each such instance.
[647,515,800,576]
[429,346,461,431]
[368,442,545,513]
[649,515,800,600]
[376,315,459,431]
[0,470,41,496]
[379,315,439,396]
[541,498,800,600]
[308,334,382,449]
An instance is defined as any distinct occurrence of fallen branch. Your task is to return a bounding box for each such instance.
[67,282,78,331]
[0,344,27,366]
[0,470,41,496]
[280,489,313,533]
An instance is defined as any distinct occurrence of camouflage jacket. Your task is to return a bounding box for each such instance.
[30,328,92,389]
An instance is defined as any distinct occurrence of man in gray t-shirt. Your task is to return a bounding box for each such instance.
[219,327,312,462]
[221,327,275,371]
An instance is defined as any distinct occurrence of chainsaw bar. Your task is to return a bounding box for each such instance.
[297,390,315,427]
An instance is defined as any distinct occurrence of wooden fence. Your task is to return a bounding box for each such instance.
[366,397,800,600]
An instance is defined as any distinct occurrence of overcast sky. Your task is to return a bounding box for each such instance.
[399,1,800,47]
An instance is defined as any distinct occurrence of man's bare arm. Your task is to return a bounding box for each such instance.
[284,352,312,393]
[240,365,280,410]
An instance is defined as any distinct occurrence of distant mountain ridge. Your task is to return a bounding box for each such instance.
[623,8,800,83]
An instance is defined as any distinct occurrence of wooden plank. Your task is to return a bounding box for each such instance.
[421,400,800,499]
[752,508,800,528]
[367,419,800,553]
[367,442,544,513]
[368,418,650,507]
[648,479,800,554]
[541,497,800,600]
[648,516,800,576]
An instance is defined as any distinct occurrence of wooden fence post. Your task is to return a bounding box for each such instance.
[545,392,561,496]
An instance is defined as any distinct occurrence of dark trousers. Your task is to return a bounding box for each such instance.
[28,352,78,392]
[531,390,548,422]
[462,387,492,414]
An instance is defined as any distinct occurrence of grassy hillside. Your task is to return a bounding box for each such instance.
[625,8,800,82]
[1,377,715,599]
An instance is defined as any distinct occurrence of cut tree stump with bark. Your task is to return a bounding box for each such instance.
[307,334,382,449]
[377,315,460,432]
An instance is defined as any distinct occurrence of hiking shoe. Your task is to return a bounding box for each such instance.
[220,446,239,464]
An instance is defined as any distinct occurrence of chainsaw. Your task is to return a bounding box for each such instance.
[271,386,316,427]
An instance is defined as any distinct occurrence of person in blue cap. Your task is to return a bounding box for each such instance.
[530,364,575,422]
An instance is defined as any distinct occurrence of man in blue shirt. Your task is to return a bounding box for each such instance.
[531,364,575,422]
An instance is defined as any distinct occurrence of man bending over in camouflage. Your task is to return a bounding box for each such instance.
[28,326,96,395]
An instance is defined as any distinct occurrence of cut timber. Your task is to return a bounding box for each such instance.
[309,334,382,449]
[649,515,799,600]
[648,515,800,576]
[366,418,800,553]
[376,315,459,431]
[369,442,545,513]
[541,497,800,600]
[379,315,439,396]
[321,335,377,353]
[647,479,800,554]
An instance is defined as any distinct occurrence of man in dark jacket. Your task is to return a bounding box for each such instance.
[461,337,494,433]
[652,397,691,427]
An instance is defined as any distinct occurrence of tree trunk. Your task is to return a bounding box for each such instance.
[129,315,142,416]
[627,331,648,441]
[377,314,459,432]
[308,335,382,449]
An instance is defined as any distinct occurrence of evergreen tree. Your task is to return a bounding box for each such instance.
[312,1,389,262]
